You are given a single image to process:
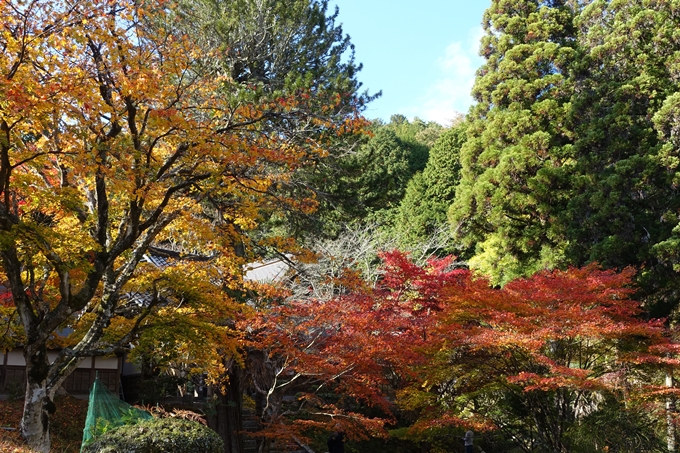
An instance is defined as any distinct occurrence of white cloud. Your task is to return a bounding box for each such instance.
[405,27,484,125]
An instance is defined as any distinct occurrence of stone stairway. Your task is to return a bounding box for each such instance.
[241,408,309,453]
[242,408,259,453]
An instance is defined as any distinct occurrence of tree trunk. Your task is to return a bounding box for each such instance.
[209,367,244,453]
[667,371,677,453]
[21,381,56,453]
[19,342,84,453]
[20,347,57,453]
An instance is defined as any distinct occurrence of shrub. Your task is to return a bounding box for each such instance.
[81,417,223,453]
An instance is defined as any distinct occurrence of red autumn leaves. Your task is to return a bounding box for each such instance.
[250,252,680,439]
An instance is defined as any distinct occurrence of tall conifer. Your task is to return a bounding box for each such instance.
[451,0,578,284]
[396,122,466,248]
[565,1,680,313]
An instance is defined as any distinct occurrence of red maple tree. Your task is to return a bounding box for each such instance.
[248,253,680,452]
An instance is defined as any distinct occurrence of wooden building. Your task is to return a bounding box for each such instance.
[0,348,122,397]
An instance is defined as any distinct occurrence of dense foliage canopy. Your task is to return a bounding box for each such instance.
[7,0,680,452]
[448,0,680,304]
[0,0,366,451]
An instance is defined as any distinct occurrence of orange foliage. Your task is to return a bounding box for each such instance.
[1,0,368,450]
[249,252,680,447]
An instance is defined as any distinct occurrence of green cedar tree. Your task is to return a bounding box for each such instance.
[450,0,579,285]
[395,122,467,248]
[567,0,680,315]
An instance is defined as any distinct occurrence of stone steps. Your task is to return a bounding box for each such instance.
[242,408,259,453]
[240,408,310,453]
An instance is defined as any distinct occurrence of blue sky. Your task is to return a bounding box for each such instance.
[332,1,491,125]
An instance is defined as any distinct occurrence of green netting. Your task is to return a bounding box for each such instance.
[80,376,153,452]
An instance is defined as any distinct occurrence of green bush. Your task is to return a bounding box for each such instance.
[81,417,223,453]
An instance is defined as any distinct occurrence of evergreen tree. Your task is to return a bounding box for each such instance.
[177,0,379,242]
[180,0,370,108]
[349,128,413,215]
[566,0,680,314]
[450,0,579,285]
[312,117,444,236]
[383,114,444,174]
[395,122,466,248]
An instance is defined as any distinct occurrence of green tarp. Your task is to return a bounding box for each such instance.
[80,376,153,452]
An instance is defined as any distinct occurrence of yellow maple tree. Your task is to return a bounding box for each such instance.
[0,0,367,450]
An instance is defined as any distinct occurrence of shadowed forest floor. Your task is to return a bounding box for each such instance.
[0,396,88,453]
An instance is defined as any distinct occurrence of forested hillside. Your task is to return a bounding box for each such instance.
[4,1,680,453]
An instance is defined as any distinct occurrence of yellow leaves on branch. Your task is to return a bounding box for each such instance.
[1,0,343,248]
[0,0,369,380]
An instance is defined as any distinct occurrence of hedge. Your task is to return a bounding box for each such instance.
[81,417,224,453]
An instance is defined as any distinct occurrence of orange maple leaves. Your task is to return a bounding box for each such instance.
[250,252,680,442]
